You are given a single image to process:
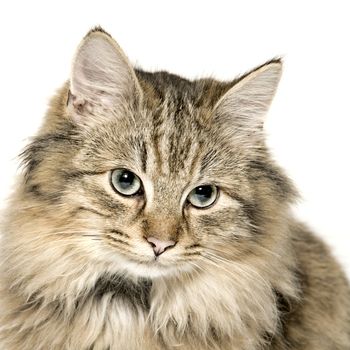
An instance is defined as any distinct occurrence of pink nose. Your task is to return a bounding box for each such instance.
[146,237,176,256]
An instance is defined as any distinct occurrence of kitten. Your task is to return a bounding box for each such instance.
[0,27,349,350]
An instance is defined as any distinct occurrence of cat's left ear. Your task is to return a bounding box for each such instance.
[212,59,282,132]
[68,28,143,123]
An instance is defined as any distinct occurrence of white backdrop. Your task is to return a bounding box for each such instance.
[0,1,349,276]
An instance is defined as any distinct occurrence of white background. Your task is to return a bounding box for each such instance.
[0,1,349,277]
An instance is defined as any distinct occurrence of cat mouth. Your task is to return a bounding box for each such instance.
[145,255,171,266]
[106,244,189,277]
[117,248,171,266]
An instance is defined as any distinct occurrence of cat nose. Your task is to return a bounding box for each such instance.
[146,237,176,256]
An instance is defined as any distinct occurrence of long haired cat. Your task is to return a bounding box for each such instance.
[0,27,349,350]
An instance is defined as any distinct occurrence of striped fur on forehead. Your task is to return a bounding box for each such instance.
[147,92,204,177]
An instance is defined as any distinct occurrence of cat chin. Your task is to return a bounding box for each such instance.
[107,251,193,279]
[124,262,180,279]
[124,258,194,279]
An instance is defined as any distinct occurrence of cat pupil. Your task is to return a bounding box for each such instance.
[119,171,135,189]
[195,186,213,202]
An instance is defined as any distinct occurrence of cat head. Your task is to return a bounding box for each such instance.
[19,27,296,282]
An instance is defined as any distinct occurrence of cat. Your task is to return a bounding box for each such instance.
[0,26,349,350]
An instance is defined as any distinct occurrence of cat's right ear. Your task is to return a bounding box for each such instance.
[68,28,143,123]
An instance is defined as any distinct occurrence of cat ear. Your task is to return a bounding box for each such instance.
[212,59,282,134]
[68,28,142,123]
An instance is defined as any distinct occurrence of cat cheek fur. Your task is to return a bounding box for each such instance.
[0,27,349,350]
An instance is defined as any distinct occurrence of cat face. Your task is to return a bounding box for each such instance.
[21,28,295,280]
[67,98,250,278]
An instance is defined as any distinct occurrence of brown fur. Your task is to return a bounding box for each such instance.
[0,27,349,350]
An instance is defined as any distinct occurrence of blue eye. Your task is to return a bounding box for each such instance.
[110,169,142,196]
[188,185,218,208]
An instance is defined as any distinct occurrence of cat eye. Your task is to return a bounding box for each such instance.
[187,185,218,208]
[110,169,143,196]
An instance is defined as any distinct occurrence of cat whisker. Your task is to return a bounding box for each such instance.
[203,252,272,292]
[204,248,273,282]
[185,243,202,250]
[182,251,201,257]
[104,234,130,246]
[82,234,102,239]
[104,240,139,257]
[106,229,130,239]
[73,206,112,218]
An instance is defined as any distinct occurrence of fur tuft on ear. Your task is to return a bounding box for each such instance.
[69,28,142,123]
[213,59,282,134]
[84,25,113,38]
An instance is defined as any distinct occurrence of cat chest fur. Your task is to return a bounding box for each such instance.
[32,269,281,350]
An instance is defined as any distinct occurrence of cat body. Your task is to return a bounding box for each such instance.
[0,28,349,350]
